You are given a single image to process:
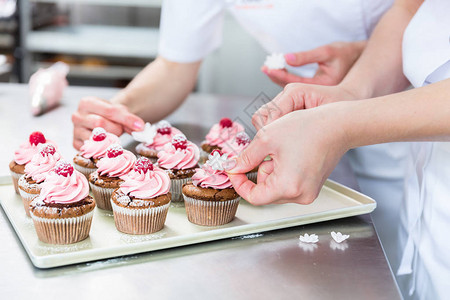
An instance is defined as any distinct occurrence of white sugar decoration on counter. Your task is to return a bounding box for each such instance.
[131,122,157,144]
[331,231,349,243]
[264,53,286,70]
[299,233,319,244]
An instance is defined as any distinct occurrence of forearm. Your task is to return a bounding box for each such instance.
[336,79,450,149]
[340,0,423,99]
[111,56,201,122]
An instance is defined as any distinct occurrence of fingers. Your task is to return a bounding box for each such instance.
[263,68,328,86]
[71,112,123,136]
[226,132,271,174]
[256,160,274,184]
[284,45,333,67]
[78,97,144,133]
[72,126,91,150]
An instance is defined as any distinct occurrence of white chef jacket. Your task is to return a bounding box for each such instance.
[159,0,393,77]
[397,0,450,299]
[158,0,408,272]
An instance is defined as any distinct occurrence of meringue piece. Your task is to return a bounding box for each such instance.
[264,53,286,70]
[331,231,350,243]
[207,151,229,171]
[131,122,157,144]
[299,233,319,244]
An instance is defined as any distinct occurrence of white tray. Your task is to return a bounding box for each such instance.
[0,176,375,268]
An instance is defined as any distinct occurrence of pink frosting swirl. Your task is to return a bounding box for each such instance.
[24,151,62,183]
[120,168,170,199]
[13,139,57,165]
[80,133,120,159]
[96,150,136,178]
[192,164,233,189]
[157,142,199,170]
[38,170,90,204]
[205,122,244,147]
[221,140,249,159]
[149,127,183,151]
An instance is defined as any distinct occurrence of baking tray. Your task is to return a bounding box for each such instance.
[0,176,376,268]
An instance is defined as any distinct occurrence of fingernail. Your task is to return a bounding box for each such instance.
[262,68,268,75]
[285,53,295,62]
[223,159,237,171]
[133,121,144,130]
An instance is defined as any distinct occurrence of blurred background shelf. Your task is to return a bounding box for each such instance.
[27,25,159,58]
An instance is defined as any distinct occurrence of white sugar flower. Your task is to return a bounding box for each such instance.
[331,231,350,243]
[207,151,229,171]
[264,53,286,70]
[132,122,157,144]
[299,233,319,244]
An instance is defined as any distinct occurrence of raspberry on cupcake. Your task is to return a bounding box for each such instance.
[89,144,136,211]
[18,144,62,216]
[9,131,55,193]
[73,127,120,179]
[111,157,171,235]
[132,120,183,162]
[200,118,244,161]
[157,134,200,202]
[29,161,96,244]
[182,150,241,226]
[221,132,257,183]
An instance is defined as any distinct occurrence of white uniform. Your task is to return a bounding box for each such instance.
[158,0,407,272]
[397,0,450,299]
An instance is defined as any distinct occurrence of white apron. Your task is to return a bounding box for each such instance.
[397,0,450,299]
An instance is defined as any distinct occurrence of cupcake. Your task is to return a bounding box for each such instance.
[132,120,183,162]
[9,131,54,193]
[111,157,171,235]
[89,144,136,211]
[18,144,62,216]
[200,118,244,162]
[73,127,120,179]
[182,150,241,226]
[157,134,200,202]
[29,161,95,244]
[221,132,258,183]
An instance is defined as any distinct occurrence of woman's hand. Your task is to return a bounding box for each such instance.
[262,41,366,87]
[71,96,144,150]
[227,104,350,205]
[252,83,359,130]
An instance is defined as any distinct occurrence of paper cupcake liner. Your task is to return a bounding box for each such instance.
[18,175,41,217]
[10,170,23,194]
[19,188,40,217]
[30,210,94,244]
[247,172,257,184]
[73,164,97,181]
[111,201,170,235]
[170,177,192,202]
[183,195,240,226]
[89,183,116,211]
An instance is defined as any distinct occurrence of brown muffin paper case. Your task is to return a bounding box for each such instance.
[111,201,170,235]
[73,164,97,181]
[183,195,240,226]
[170,177,192,202]
[30,210,94,244]
[10,170,23,194]
[18,175,41,217]
[89,183,115,211]
[247,171,257,184]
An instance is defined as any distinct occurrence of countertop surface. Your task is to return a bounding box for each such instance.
[0,83,400,299]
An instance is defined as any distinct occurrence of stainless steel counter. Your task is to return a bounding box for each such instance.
[0,83,400,299]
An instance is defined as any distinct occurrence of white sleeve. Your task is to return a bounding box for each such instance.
[158,0,227,63]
